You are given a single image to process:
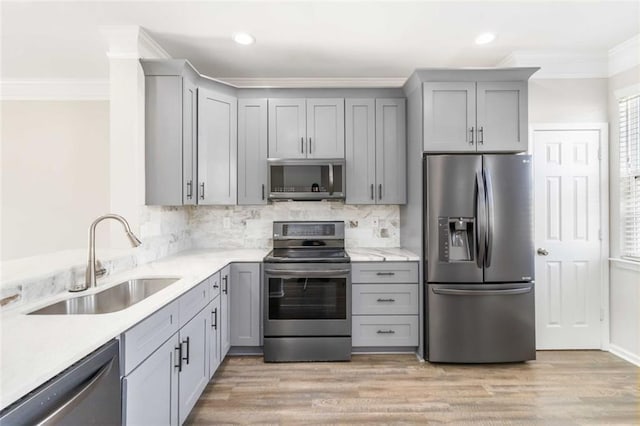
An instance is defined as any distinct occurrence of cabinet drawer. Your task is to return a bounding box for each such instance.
[209,271,221,301]
[352,284,418,315]
[352,315,419,347]
[352,262,418,283]
[122,299,180,375]
[179,279,210,328]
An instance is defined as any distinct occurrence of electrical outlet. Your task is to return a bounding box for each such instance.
[223,217,231,229]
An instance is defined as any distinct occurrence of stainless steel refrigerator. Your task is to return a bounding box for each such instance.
[424,154,535,363]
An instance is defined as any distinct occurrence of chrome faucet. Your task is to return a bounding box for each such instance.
[71,214,142,292]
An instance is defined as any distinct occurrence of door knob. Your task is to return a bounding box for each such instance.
[537,248,549,256]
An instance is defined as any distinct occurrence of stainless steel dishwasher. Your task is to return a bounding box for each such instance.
[0,339,121,425]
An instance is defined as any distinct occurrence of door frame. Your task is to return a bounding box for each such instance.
[529,123,609,350]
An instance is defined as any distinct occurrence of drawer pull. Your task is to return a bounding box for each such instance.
[376,272,396,276]
[377,329,396,334]
[376,298,396,303]
[174,345,182,372]
[182,337,190,365]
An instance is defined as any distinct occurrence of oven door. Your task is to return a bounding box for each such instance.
[263,263,351,337]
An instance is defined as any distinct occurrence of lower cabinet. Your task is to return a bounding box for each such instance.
[208,295,222,379]
[123,334,180,426]
[351,261,420,348]
[220,265,231,357]
[177,305,210,425]
[230,263,262,347]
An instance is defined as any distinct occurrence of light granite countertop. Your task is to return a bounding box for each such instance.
[347,247,420,262]
[0,246,418,410]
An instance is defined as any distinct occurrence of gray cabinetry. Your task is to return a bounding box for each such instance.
[306,98,345,158]
[268,98,345,159]
[230,262,262,347]
[220,265,231,357]
[345,98,406,204]
[238,99,268,204]
[123,334,179,426]
[423,80,528,153]
[351,262,419,348]
[198,87,238,205]
[143,69,198,206]
[207,294,222,379]
[177,305,210,425]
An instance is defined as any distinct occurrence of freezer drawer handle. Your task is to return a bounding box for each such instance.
[376,298,396,302]
[432,287,532,296]
[376,272,395,276]
[376,329,396,334]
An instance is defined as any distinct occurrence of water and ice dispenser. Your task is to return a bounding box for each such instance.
[438,217,475,262]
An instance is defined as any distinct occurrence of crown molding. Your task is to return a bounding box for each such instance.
[0,79,109,100]
[497,50,608,79]
[100,25,171,59]
[216,77,407,88]
[609,34,640,77]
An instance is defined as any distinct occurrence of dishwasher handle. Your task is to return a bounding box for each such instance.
[37,358,116,425]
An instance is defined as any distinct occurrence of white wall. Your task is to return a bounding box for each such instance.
[1,101,110,260]
[607,65,640,365]
[529,78,609,123]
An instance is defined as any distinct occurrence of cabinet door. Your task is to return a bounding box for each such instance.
[198,87,238,205]
[145,75,183,205]
[306,98,345,159]
[230,263,262,347]
[268,98,306,158]
[423,82,476,152]
[208,296,222,379]
[123,333,179,426]
[345,99,376,204]
[178,306,210,425]
[375,99,407,204]
[476,81,528,152]
[220,265,232,357]
[182,77,198,205]
[238,99,268,205]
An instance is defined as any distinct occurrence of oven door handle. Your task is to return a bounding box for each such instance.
[264,269,351,277]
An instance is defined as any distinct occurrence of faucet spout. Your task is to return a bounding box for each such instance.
[71,214,142,292]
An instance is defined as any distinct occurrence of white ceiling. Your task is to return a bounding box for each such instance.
[1,0,639,81]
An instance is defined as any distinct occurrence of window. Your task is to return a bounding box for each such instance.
[619,94,640,259]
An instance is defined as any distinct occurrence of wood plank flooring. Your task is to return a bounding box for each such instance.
[186,351,639,425]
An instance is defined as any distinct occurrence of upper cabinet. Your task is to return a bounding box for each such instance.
[198,86,238,205]
[423,79,528,153]
[143,61,199,206]
[238,99,268,205]
[268,98,345,159]
[345,98,406,205]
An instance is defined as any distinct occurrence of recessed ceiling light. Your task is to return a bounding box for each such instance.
[475,33,496,45]
[233,32,255,46]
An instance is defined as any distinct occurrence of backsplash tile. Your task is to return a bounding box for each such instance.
[190,202,400,249]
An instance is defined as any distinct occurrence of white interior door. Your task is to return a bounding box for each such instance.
[533,128,602,349]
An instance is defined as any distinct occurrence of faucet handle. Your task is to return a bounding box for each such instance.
[95,260,107,278]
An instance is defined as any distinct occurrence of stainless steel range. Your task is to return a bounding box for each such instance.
[263,221,351,362]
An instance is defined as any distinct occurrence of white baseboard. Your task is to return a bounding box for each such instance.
[609,343,640,366]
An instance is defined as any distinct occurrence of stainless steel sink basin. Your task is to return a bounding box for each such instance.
[29,278,179,315]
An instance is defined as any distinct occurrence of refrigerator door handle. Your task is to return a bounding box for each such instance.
[484,167,495,267]
[432,286,533,296]
[475,171,486,268]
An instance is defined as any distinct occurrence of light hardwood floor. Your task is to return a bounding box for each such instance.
[186,351,639,425]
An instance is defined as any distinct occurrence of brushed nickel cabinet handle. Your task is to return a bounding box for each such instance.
[186,180,193,199]
[378,184,382,200]
[377,330,395,334]
[376,298,396,302]
[478,127,484,144]
[301,137,304,153]
[371,184,374,200]
[469,127,475,145]
[376,272,395,276]
[223,275,228,294]
[262,184,265,200]
[308,137,312,154]
[200,182,205,200]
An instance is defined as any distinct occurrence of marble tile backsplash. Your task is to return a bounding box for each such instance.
[0,206,191,310]
[1,202,399,310]
[190,202,400,249]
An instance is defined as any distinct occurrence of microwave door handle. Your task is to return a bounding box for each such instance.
[484,167,494,267]
[328,163,334,195]
[476,171,486,268]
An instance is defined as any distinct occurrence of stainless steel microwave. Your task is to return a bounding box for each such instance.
[267,159,345,201]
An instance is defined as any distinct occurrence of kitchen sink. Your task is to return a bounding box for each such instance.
[29,278,179,315]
